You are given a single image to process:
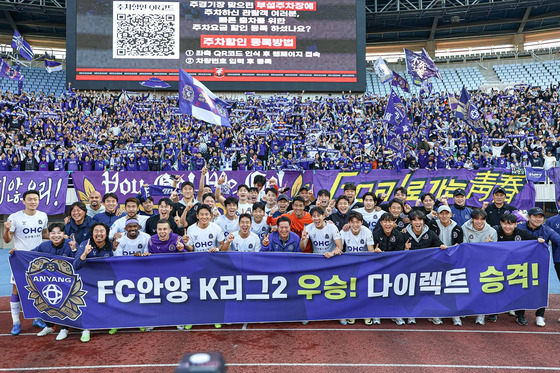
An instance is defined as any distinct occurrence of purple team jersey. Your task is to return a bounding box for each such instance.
[148,232,185,254]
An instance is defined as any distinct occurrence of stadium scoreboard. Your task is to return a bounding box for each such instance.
[67,0,366,92]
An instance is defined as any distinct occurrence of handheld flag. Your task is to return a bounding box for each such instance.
[419,79,433,99]
[391,71,409,92]
[421,49,442,80]
[448,93,458,112]
[455,86,484,132]
[11,30,34,61]
[456,86,470,120]
[44,53,62,73]
[404,49,440,81]
[179,69,231,127]
[0,58,24,81]
[374,56,393,83]
[383,89,410,135]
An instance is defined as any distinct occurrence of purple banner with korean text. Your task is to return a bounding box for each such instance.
[71,171,312,205]
[313,169,535,210]
[9,241,548,329]
[0,172,68,214]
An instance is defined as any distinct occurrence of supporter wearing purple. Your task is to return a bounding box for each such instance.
[0,153,9,171]
[94,155,106,171]
[261,216,301,252]
[148,219,186,253]
[67,153,80,171]
[417,148,429,168]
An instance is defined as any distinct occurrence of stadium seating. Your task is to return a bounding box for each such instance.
[494,60,560,86]
[1,66,66,97]
[367,66,487,96]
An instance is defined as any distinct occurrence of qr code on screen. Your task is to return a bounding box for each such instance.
[113,1,180,59]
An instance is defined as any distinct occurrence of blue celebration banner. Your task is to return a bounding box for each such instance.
[10,241,548,330]
[0,172,68,214]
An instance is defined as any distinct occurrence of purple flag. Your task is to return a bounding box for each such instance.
[404,49,440,81]
[383,89,410,135]
[0,57,24,81]
[391,71,409,92]
[456,86,470,120]
[421,48,442,80]
[11,30,34,61]
[179,69,231,127]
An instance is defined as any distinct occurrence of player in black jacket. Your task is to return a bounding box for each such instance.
[493,212,545,326]
[372,212,406,252]
[403,210,446,251]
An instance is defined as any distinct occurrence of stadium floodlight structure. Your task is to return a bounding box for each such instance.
[367,0,547,15]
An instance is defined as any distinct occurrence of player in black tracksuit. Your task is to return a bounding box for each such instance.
[403,210,445,250]
[493,212,545,325]
[372,212,406,252]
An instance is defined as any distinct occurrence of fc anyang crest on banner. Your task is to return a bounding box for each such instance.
[25,257,87,321]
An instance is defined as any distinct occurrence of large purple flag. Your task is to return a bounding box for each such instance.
[179,69,230,127]
[421,48,442,80]
[11,30,34,61]
[383,89,410,135]
[404,49,440,81]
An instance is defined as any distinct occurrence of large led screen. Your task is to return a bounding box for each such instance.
[67,0,365,91]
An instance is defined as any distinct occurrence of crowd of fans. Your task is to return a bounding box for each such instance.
[6,176,560,342]
[0,84,559,172]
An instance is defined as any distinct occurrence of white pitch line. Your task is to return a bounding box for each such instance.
[2,363,560,371]
[1,327,560,338]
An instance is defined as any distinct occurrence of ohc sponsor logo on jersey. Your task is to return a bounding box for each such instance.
[22,227,43,234]
[195,241,212,248]
[25,257,87,321]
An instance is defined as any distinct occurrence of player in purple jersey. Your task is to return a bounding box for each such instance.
[148,219,186,254]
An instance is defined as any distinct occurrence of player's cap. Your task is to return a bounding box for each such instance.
[299,185,310,191]
[277,194,290,202]
[493,187,507,195]
[453,188,466,197]
[527,207,545,216]
[437,205,452,214]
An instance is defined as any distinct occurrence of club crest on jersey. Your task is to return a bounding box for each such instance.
[515,235,522,241]
[209,234,214,239]
[25,257,87,321]
[360,239,364,244]
[138,244,142,248]
[452,232,458,239]
[390,236,396,242]
[325,234,329,239]
[38,220,43,224]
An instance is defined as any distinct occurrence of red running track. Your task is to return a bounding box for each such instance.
[1,296,560,373]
